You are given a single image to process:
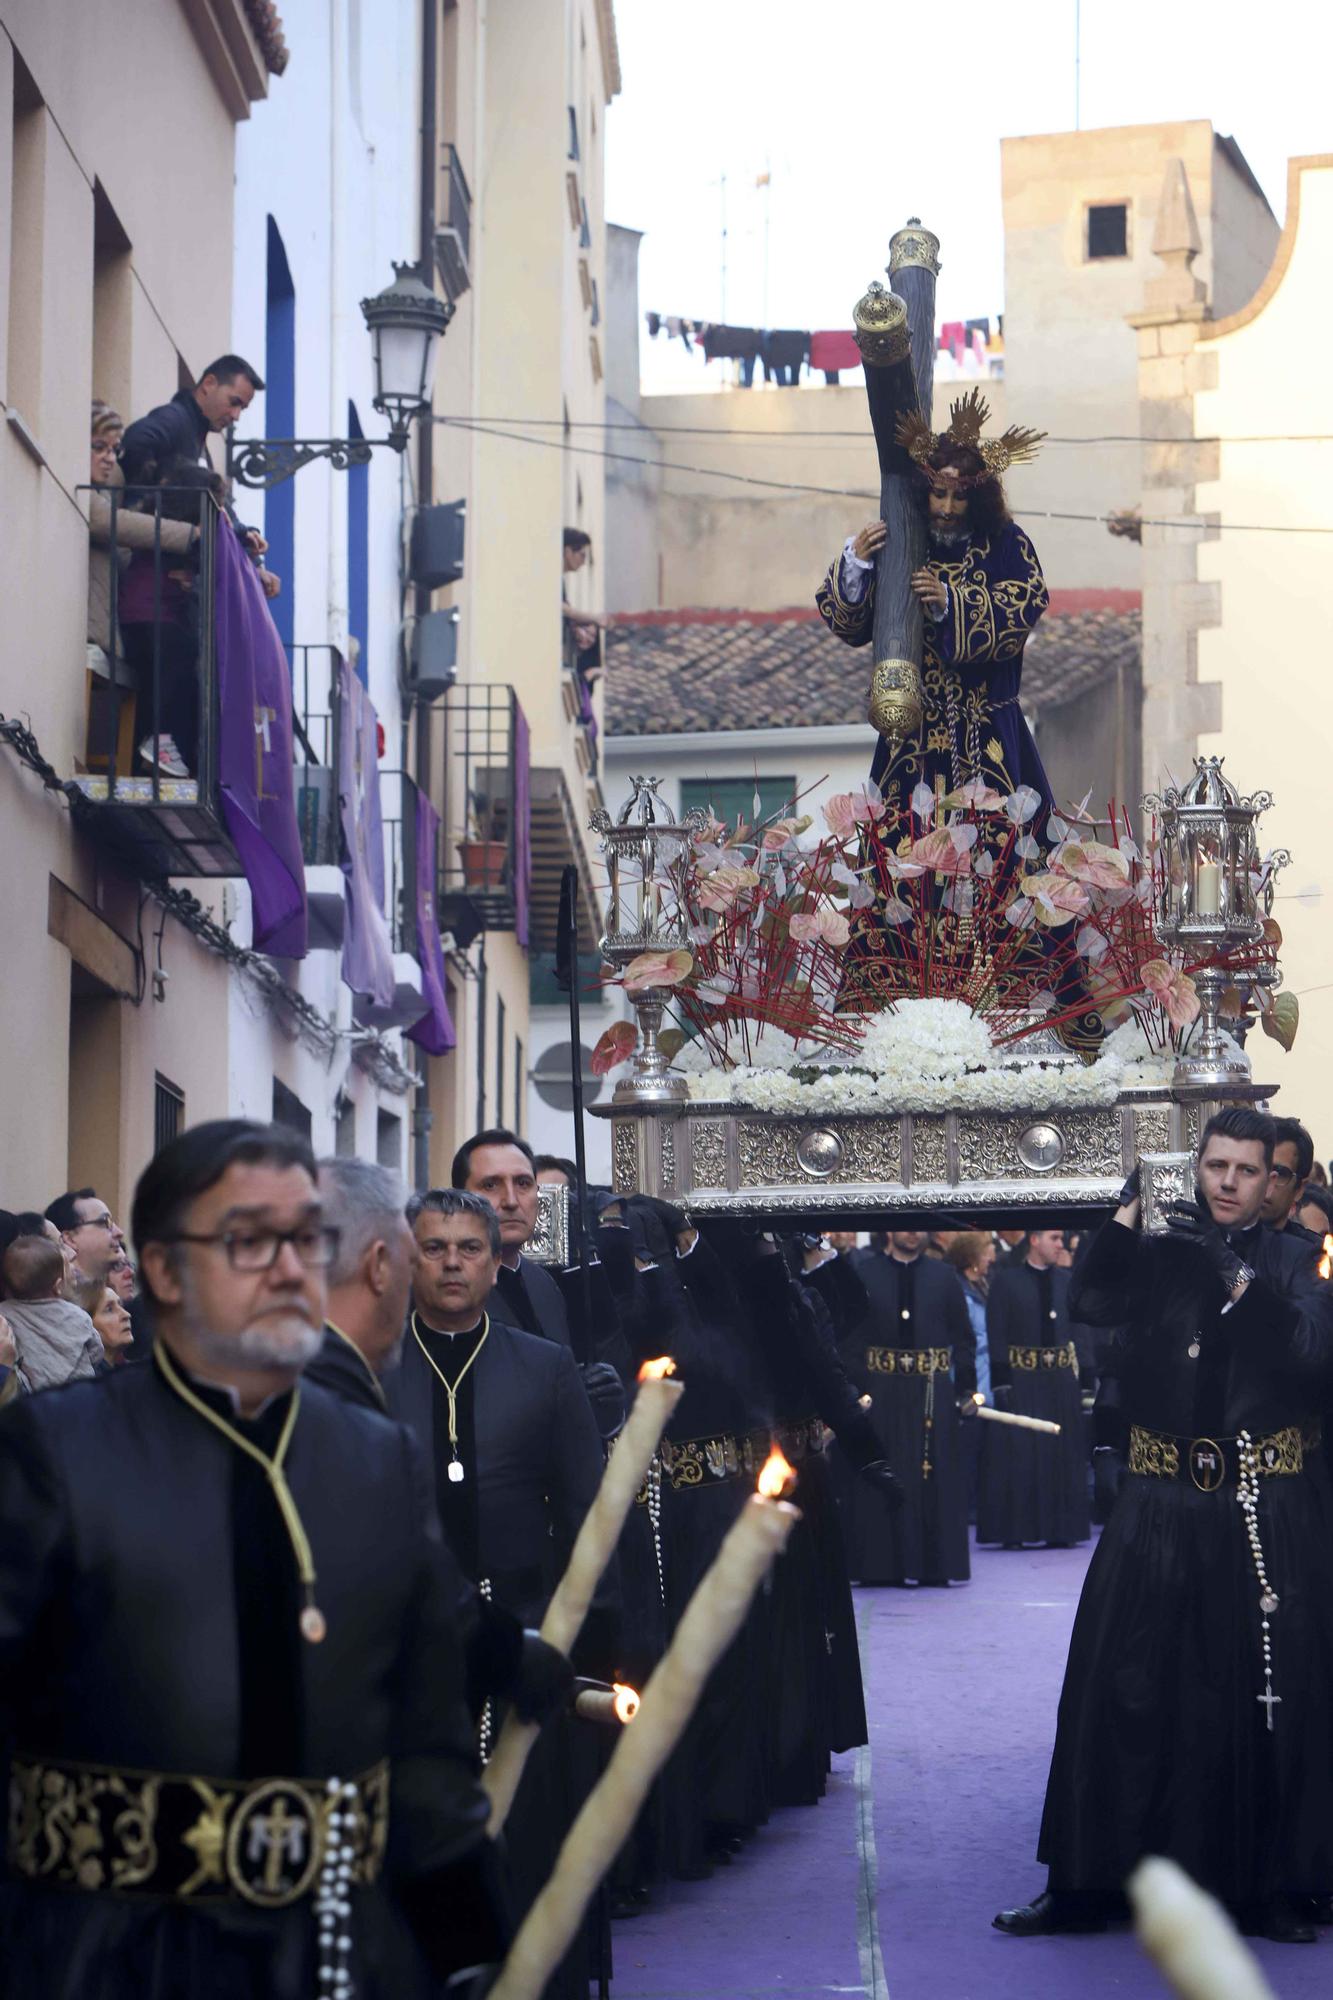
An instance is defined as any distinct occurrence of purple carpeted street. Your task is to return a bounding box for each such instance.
[613,1532,1327,2000]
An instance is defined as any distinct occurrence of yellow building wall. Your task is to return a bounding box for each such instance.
[1191,156,1333,1148]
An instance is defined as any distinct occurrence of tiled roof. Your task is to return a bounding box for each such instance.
[605,597,1140,738]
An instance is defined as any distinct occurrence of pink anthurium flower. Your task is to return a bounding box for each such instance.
[623,948,694,994]
[590,1021,639,1076]
[697,864,761,912]
[1021,872,1089,925]
[789,907,852,949]
[1140,958,1201,1029]
[1059,839,1132,889]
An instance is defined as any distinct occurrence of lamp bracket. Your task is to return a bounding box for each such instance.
[228,434,392,492]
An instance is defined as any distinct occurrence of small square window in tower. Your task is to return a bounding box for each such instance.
[1087,203,1128,260]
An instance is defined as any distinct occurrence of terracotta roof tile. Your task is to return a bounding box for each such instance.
[605,603,1140,737]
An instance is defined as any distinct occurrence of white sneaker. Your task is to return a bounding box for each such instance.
[138,734,190,779]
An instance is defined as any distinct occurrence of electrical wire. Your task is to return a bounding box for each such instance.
[436,417,1333,534]
[438,413,1333,448]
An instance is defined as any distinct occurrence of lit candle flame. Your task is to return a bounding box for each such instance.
[757,1445,796,1499]
[1320,1235,1333,1282]
[637,1357,677,1382]
[612,1682,640,1724]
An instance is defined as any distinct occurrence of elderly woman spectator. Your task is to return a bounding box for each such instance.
[89,1286,134,1368]
[87,402,198,770]
[107,1252,137,1303]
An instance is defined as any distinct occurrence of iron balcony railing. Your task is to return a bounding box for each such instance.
[288,644,344,867]
[380,770,424,962]
[441,683,526,932]
[74,483,238,875]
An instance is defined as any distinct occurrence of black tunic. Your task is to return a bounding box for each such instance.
[0,1358,502,1999]
[837,1249,975,1583]
[385,1313,609,2000]
[1036,1219,1333,1909]
[487,1256,572,1349]
[976,1263,1092,1546]
[304,1323,389,1414]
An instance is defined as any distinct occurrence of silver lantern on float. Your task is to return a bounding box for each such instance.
[590,777,706,1105]
[1144,756,1288,1091]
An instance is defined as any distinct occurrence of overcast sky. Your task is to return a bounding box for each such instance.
[606,0,1333,394]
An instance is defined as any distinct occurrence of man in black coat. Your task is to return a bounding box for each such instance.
[996,1108,1333,1944]
[976,1226,1093,1548]
[388,1188,612,2000]
[841,1230,975,1584]
[119,355,278,595]
[0,1120,507,1999]
[453,1127,625,1441]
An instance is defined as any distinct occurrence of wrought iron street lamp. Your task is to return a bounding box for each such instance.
[228,262,453,492]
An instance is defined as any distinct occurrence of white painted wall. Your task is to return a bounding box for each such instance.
[230,0,423,1168]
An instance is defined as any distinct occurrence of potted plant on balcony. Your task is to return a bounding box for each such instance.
[456,791,507,892]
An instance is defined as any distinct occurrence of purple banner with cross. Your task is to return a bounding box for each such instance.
[214,519,307,957]
[407,788,456,1055]
[337,656,395,1007]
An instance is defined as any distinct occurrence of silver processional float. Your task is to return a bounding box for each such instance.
[562,218,1294,1238]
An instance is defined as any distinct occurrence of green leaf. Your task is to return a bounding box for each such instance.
[657,1029,687,1060]
[1260,992,1299,1053]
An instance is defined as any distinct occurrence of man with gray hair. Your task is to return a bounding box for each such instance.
[305,1158,416,1411]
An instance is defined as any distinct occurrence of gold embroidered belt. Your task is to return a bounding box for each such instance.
[865,1346,952,1377]
[660,1430,761,1491]
[660,1419,830,1491]
[1128,1424,1308,1492]
[8,1753,388,1907]
[1008,1342,1077,1372]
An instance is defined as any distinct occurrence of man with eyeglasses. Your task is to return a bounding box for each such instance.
[1261,1117,1318,1242]
[43,1187,124,1291]
[0,1120,508,1998]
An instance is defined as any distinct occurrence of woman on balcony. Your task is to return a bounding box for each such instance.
[86,403,197,777]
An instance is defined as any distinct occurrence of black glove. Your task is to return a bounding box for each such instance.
[957,1392,980,1419]
[1093,1446,1126,1519]
[1164,1199,1246,1290]
[1116,1162,1142,1207]
[580,1360,627,1438]
[623,1197,674,1266]
[633,1194,690,1241]
[858,1459,905,1513]
[509,1630,576,1725]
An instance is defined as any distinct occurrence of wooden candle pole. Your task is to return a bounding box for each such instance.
[490,1488,801,2000]
[481,1362,684,1836]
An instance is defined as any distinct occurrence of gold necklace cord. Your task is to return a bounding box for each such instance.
[153,1341,318,1600]
[411,1311,491,1455]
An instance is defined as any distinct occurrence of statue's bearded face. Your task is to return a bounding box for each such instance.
[926,469,970,544]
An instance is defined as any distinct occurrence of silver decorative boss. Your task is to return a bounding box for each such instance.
[590,778,705,1105]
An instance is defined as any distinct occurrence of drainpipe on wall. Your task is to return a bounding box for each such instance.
[412,0,440,1193]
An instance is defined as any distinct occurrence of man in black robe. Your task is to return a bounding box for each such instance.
[0,1120,507,1999]
[311,1159,573,1731]
[996,1108,1333,1944]
[839,1230,975,1584]
[976,1226,1093,1549]
[387,1188,612,2000]
[454,1126,625,1442]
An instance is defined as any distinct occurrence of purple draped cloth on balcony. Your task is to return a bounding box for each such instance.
[408,791,456,1055]
[214,520,307,957]
[337,657,395,1008]
[513,703,532,951]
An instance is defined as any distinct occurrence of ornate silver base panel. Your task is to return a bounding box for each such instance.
[595,1085,1275,1220]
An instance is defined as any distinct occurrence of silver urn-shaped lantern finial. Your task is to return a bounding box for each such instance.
[1144,756,1288,1090]
[590,777,705,1105]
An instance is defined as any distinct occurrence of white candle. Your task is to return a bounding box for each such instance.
[491,1491,800,2000]
[1195,861,1222,919]
[1130,1857,1276,2000]
[975,1405,1061,1436]
[482,1363,684,1836]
